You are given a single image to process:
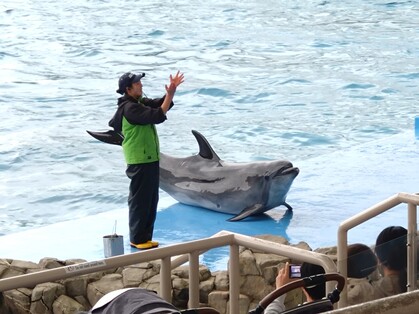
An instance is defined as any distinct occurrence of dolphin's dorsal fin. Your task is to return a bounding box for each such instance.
[192,130,221,161]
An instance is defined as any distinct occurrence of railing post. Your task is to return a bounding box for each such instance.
[407,203,417,291]
[337,227,348,308]
[160,256,172,302]
[188,251,200,309]
[229,243,240,314]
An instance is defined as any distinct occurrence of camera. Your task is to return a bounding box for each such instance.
[289,264,301,278]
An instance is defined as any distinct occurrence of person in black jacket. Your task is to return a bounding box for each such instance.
[109,71,184,249]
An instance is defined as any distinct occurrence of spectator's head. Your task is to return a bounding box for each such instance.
[301,262,326,300]
[375,226,407,271]
[375,226,408,293]
[347,243,377,278]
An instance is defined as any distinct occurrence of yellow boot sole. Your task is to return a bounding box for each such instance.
[130,242,153,250]
[148,240,159,247]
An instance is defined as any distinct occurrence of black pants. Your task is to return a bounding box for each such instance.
[125,162,159,244]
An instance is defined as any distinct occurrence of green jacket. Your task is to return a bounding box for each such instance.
[108,95,173,165]
[122,117,160,164]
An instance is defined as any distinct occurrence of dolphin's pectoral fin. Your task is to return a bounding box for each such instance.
[228,204,264,222]
[191,130,221,162]
[284,202,293,210]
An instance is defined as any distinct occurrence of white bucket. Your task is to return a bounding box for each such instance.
[103,234,124,258]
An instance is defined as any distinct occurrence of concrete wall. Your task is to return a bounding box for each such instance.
[328,289,419,314]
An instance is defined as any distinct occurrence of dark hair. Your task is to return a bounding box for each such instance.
[0,293,11,314]
[300,262,326,300]
[375,226,407,292]
[347,243,377,278]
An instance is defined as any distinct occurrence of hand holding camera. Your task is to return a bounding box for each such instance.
[275,262,301,289]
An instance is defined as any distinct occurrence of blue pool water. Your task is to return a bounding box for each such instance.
[0,0,418,268]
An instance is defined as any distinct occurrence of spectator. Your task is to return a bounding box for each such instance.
[77,288,219,314]
[77,288,179,313]
[264,262,325,313]
[373,226,408,298]
[346,243,377,305]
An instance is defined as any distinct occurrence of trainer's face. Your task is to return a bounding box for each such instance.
[128,81,143,99]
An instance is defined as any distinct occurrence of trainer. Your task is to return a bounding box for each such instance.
[109,71,184,249]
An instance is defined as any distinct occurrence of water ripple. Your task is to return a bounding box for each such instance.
[0,0,418,235]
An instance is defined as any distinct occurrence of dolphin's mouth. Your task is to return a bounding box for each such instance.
[276,165,300,177]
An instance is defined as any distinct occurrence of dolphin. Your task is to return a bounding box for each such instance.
[86,129,299,221]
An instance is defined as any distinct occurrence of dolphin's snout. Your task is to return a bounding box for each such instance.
[274,165,299,177]
[285,166,299,175]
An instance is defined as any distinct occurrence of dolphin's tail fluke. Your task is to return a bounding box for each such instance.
[86,130,123,146]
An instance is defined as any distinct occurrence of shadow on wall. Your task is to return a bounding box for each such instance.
[0,292,12,314]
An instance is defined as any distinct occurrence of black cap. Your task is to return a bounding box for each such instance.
[116,72,145,94]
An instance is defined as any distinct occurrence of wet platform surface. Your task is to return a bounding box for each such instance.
[1,131,418,270]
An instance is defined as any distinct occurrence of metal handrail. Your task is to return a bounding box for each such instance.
[3,192,416,312]
[337,192,419,308]
[0,231,336,313]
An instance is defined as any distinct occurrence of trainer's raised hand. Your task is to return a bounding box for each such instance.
[160,71,184,114]
[165,71,185,96]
